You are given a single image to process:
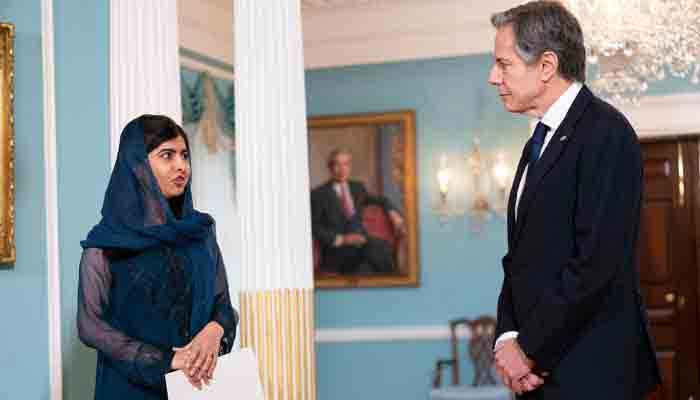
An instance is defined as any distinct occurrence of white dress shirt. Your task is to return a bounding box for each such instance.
[495,81,583,350]
[333,181,354,208]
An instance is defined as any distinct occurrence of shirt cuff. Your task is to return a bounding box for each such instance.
[333,235,343,247]
[494,331,519,351]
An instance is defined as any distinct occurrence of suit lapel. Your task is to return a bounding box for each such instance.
[508,140,531,248]
[324,181,345,217]
[348,181,362,205]
[514,86,594,242]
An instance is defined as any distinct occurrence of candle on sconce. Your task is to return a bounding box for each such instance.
[491,152,510,189]
[491,151,511,215]
[437,154,451,200]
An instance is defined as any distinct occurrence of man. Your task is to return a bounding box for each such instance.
[488,2,661,399]
[311,148,405,274]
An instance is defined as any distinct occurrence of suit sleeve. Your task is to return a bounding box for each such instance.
[517,119,643,373]
[495,255,519,343]
[311,189,340,246]
[357,183,400,214]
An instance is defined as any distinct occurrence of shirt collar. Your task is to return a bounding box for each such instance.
[540,81,582,133]
[332,181,348,190]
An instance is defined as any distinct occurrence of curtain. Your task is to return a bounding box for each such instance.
[180,66,238,283]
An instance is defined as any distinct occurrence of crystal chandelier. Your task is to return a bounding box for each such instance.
[564,0,700,104]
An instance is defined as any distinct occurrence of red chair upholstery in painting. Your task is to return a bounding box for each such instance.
[313,204,399,274]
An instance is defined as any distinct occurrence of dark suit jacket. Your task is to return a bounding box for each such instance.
[310,179,397,247]
[496,86,662,399]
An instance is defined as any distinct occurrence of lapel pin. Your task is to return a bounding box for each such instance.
[560,135,568,142]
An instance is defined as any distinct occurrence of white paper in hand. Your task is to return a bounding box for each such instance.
[166,348,264,400]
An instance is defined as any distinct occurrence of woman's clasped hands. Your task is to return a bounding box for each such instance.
[171,322,225,390]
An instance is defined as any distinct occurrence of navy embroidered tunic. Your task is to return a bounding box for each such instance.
[77,115,238,399]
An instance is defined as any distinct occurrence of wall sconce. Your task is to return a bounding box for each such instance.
[466,138,492,234]
[432,89,517,231]
[432,139,513,233]
[490,151,511,217]
[432,152,467,225]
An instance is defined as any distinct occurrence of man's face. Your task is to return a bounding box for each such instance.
[330,153,352,182]
[488,24,543,115]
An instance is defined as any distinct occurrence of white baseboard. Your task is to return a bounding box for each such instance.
[315,325,471,343]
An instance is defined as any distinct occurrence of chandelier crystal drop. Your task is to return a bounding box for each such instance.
[564,0,700,104]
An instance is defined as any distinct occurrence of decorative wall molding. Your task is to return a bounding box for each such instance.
[178,0,234,69]
[179,47,234,80]
[41,0,62,398]
[315,325,471,343]
[617,93,700,138]
[528,92,700,140]
[301,0,375,9]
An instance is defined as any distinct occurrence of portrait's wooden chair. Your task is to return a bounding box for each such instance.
[430,316,513,400]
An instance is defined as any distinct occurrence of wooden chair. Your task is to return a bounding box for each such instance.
[430,316,513,400]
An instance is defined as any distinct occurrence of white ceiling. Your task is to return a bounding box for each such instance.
[179,0,520,71]
[203,0,397,11]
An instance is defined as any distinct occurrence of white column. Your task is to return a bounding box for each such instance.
[109,0,182,163]
[234,1,316,399]
[41,0,61,398]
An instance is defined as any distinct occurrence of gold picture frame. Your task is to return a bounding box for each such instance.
[308,110,419,288]
[0,23,16,266]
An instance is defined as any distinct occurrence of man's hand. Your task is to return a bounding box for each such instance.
[495,364,543,396]
[494,339,543,395]
[388,210,407,236]
[341,233,367,247]
[519,373,544,393]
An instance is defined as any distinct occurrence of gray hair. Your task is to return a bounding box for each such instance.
[327,148,352,168]
[491,0,586,83]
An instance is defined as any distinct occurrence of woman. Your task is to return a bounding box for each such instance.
[77,114,238,399]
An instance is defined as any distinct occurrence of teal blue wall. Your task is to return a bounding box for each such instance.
[307,54,526,400]
[307,55,700,400]
[54,1,111,399]
[308,55,526,327]
[0,5,698,396]
[0,2,49,399]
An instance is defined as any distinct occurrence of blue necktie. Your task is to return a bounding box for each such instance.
[529,122,550,168]
[517,121,550,220]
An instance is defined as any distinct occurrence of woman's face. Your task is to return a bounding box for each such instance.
[147,135,191,199]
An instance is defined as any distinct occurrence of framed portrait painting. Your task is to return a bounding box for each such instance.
[0,23,15,266]
[308,110,418,288]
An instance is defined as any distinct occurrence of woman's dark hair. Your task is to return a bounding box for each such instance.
[141,114,190,154]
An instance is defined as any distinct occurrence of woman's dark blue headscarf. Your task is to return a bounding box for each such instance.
[82,115,216,333]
